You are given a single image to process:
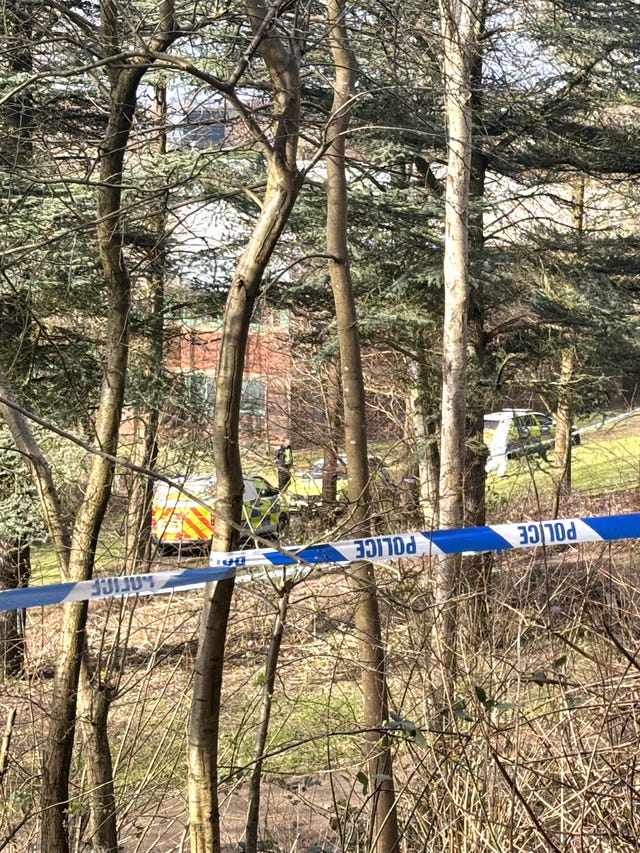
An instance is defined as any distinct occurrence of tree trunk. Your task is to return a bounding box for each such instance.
[461,405,491,643]
[77,658,118,853]
[461,13,491,644]
[407,358,439,526]
[188,575,236,853]
[123,79,167,571]
[553,347,574,517]
[435,0,479,677]
[187,6,302,850]
[39,7,177,848]
[0,539,29,679]
[187,175,301,853]
[244,583,291,853]
[551,176,584,516]
[325,3,399,849]
[321,360,342,515]
[40,64,135,844]
[122,419,159,569]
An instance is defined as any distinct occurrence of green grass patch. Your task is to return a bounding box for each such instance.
[30,544,60,585]
[487,432,640,509]
[30,527,125,586]
[221,686,361,777]
[570,435,640,493]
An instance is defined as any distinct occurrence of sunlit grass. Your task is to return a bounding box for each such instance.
[30,544,60,586]
[220,688,361,776]
[570,435,640,493]
[487,431,640,512]
[30,528,125,586]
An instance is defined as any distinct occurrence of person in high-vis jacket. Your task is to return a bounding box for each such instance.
[276,443,293,490]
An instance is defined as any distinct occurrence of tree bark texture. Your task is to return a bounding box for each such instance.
[461,16,491,644]
[464,21,488,532]
[325,3,399,850]
[77,658,118,853]
[407,358,439,527]
[435,0,480,677]
[553,347,574,517]
[244,583,291,853]
[122,80,167,571]
[187,5,302,850]
[551,176,584,515]
[0,539,29,679]
[321,360,342,514]
[40,6,178,848]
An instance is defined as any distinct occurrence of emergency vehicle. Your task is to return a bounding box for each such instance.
[151,473,289,553]
[484,409,580,460]
[484,409,581,475]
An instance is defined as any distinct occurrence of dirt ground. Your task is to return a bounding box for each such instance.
[4,452,640,851]
[1,568,370,852]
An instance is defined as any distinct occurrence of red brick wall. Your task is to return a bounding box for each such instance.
[165,315,293,446]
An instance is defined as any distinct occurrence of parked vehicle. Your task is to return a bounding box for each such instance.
[151,473,288,553]
[310,455,347,474]
[484,409,580,463]
[287,454,392,515]
[286,467,345,514]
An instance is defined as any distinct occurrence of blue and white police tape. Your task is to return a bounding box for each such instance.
[0,564,236,613]
[2,512,640,613]
[211,513,640,568]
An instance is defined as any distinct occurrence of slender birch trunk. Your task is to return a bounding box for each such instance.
[435,0,480,676]
[187,5,302,850]
[244,583,291,853]
[325,2,399,849]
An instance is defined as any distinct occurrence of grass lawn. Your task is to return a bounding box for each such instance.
[30,527,125,586]
[488,431,640,509]
[570,434,640,493]
[30,544,60,586]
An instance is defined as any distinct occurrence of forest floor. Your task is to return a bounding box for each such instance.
[3,416,640,851]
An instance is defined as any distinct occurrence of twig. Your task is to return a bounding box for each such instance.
[0,708,16,782]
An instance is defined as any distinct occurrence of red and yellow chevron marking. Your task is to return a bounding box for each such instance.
[151,502,213,543]
[181,506,213,542]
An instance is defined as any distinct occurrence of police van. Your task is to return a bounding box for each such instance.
[151,473,289,553]
[484,409,580,472]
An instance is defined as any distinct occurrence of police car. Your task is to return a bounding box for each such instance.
[484,409,580,462]
[151,473,289,553]
[287,468,344,514]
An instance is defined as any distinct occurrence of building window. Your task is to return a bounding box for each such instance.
[241,379,266,416]
[184,371,216,412]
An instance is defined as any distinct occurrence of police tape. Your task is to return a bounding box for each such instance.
[2,512,640,613]
[212,513,640,568]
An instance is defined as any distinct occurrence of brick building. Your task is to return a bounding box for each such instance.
[163,308,404,454]
[165,309,293,446]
